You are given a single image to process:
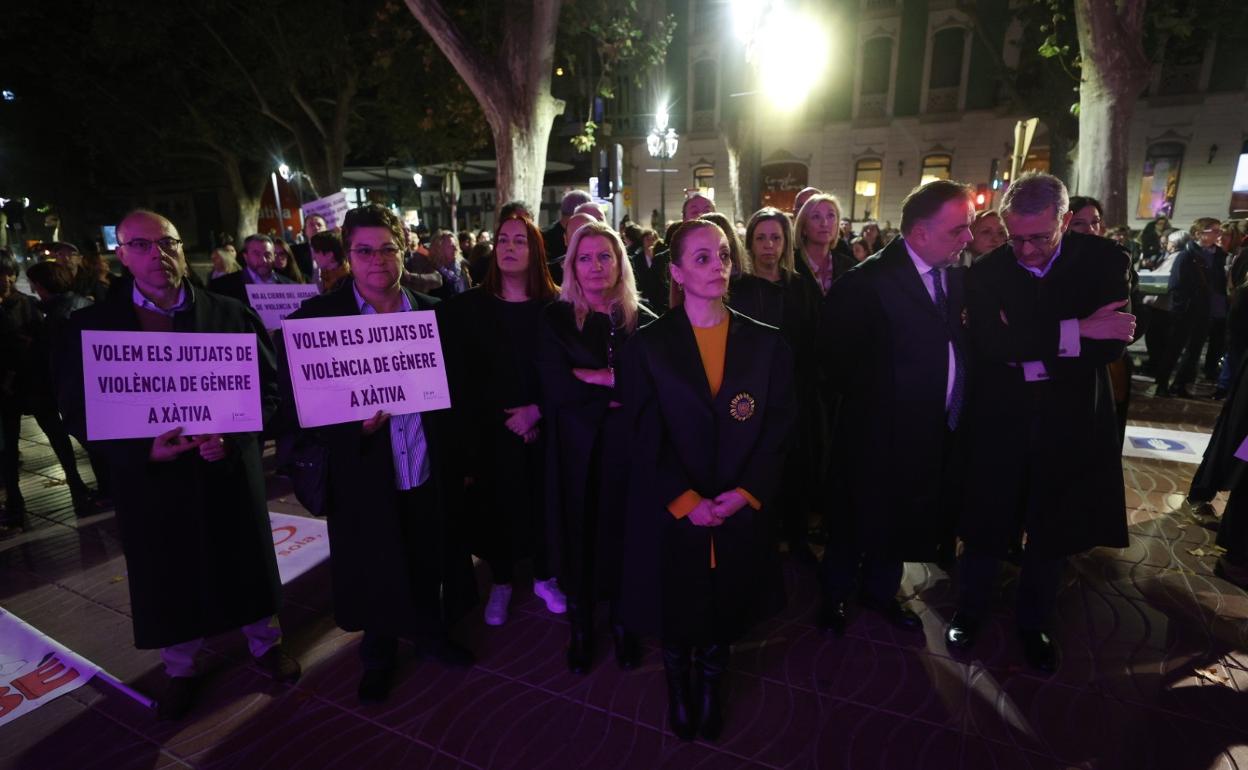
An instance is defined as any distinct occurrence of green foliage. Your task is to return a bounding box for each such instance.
[570,121,597,153]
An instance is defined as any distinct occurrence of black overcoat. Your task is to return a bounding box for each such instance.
[280,280,477,635]
[962,232,1130,558]
[619,307,795,645]
[536,301,655,602]
[55,279,281,649]
[818,238,967,559]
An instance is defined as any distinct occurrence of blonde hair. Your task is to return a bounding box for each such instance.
[211,247,240,274]
[794,193,843,270]
[560,221,642,332]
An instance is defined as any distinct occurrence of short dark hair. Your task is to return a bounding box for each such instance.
[900,180,974,236]
[340,204,406,252]
[309,231,345,264]
[622,222,644,247]
[0,251,18,277]
[498,200,533,221]
[1068,196,1104,218]
[26,260,74,294]
[243,234,274,251]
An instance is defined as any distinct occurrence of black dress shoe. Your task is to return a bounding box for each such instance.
[157,675,201,721]
[944,612,981,651]
[611,625,642,671]
[661,645,696,741]
[817,600,849,635]
[253,644,302,683]
[358,667,395,703]
[1172,385,1195,399]
[696,644,729,742]
[1151,385,1171,398]
[860,596,923,631]
[1018,628,1059,673]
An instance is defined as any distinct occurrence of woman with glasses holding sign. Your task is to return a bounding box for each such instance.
[537,221,655,674]
[442,214,565,628]
[618,219,795,742]
[279,204,477,704]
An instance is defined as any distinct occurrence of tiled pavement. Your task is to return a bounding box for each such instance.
[2,381,1247,769]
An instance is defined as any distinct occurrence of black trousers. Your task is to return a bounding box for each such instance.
[819,546,904,606]
[2,405,87,504]
[1204,316,1227,380]
[1218,472,1248,565]
[1156,310,1211,389]
[957,547,1065,631]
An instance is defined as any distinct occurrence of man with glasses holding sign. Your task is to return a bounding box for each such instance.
[54,210,300,720]
[950,173,1135,673]
[278,204,476,704]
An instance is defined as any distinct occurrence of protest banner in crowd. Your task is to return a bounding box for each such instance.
[245,284,319,332]
[282,311,451,428]
[81,331,263,440]
[300,192,350,230]
[269,512,330,585]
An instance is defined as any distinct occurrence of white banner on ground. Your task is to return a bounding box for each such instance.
[282,311,452,428]
[270,512,330,585]
[246,284,319,331]
[1123,426,1211,465]
[0,609,102,728]
[81,331,263,440]
[301,192,350,230]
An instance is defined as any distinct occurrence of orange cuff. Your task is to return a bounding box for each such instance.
[668,489,702,519]
[736,488,762,510]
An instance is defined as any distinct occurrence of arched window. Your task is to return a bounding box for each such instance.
[693,165,716,200]
[692,60,717,112]
[927,28,965,112]
[859,38,892,118]
[920,154,952,185]
[852,158,884,221]
[1136,142,1185,219]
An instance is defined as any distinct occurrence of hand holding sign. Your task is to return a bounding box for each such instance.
[197,434,229,462]
[149,427,206,462]
[362,410,391,436]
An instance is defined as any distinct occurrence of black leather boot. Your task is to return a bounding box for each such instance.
[661,643,695,741]
[566,603,593,674]
[608,602,641,670]
[696,643,730,741]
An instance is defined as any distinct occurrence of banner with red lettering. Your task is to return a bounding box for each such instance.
[269,511,330,584]
[0,609,102,728]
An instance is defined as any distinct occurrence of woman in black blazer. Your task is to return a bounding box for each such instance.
[537,221,656,674]
[619,220,796,742]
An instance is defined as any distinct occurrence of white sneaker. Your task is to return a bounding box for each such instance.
[533,577,567,614]
[484,584,512,626]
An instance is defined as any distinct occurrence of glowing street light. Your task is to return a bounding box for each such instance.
[277,162,292,181]
[647,107,679,221]
[734,0,830,111]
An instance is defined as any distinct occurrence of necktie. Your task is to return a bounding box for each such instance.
[931,268,965,430]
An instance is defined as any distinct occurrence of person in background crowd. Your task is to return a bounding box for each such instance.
[209,247,240,280]
[700,212,750,278]
[272,238,306,284]
[953,172,1134,673]
[1154,218,1227,398]
[730,208,822,559]
[858,222,884,255]
[476,230,492,245]
[839,219,855,244]
[290,214,328,278]
[792,187,820,218]
[573,202,606,223]
[280,204,477,703]
[622,222,644,258]
[537,221,654,674]
[1139,215,1170,264]
[1141,230,1188,373]
[794,194,854,296]
[55,210,300,720]
[682,193,715,223]
[426,228,473,300]
[465,241,493,286]
[498,200,534,223]
[1216,221,1248,398]
[634,223,672,314]
[309,231,350,293]
[442,215,566,628]
[620,219,794,743]
[208,234,296,305]
[961,210,1007,266]
[817,180,973,636]
[850,237,869,263]
[51,241,108,303]
[543,190,594,275]
[458,230,474,255]
[81,243,115,297]
[1067,196,1105,236]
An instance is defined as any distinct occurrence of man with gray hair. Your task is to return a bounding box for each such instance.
[543,189,594,276]
[949,171,1135,673]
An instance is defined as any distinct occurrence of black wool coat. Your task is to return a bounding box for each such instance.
[536,301,656,602]
[279,280,477,636]
[818,238,967,559]
[962,232,1130,558]
[632,250,672,315]
[618,307,795,645]
[55,279,281,649]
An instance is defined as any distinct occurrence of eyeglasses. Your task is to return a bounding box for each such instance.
[1007,230,1058,251]
[121,237,183,253]
[348,245,402,261]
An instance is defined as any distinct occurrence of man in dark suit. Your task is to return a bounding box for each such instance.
[55,211,300,720]
[950,172,1135,673]
[543,190,593,283]
[208,234,295,306]
[816,180,974,634]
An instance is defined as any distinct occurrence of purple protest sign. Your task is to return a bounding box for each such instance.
[281,311,451,428]
[245,283,319,331]
[81,330,264,440]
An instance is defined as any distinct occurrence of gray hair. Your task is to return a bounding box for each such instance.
[243,234,274,251]
[1000,171,1069,220]
[1166,230,1190,251]
[560,190,593,217]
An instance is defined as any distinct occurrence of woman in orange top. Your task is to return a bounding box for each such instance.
[619,220,795,742]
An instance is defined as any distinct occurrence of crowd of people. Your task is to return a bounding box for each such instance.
[3,170,1246,744]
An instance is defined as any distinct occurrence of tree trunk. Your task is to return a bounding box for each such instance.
[236,195,261,244]
[1047,123,1075,189]
[1074,0,1150,227]
[493,95,561,213]
[723,114,760,226]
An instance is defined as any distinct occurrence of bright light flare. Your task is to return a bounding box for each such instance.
[731,0,768,43]
[752,6,830,111]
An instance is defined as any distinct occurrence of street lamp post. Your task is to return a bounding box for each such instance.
[647,109,679,224]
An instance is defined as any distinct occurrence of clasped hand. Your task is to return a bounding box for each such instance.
[687,490,749,527]
[1078,300,1136,341]
[149,427,228,463]
[503,404,541,444]
[572,367,614,388]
